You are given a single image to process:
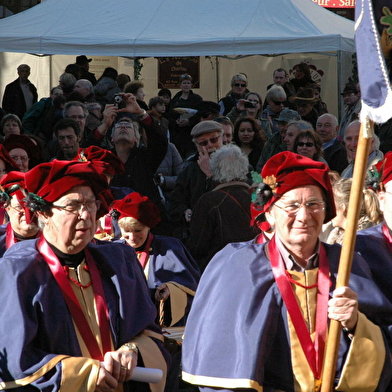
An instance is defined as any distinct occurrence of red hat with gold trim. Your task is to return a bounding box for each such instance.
[111,192,161,228]
[252,151,335,223]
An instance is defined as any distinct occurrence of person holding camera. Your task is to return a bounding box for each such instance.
[227,91,272,140]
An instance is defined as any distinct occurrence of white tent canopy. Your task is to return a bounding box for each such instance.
[0,0,354,57]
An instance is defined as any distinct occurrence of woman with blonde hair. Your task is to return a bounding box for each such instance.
[324,178,383,244]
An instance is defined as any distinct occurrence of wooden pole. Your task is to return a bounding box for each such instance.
[320,119,373,392]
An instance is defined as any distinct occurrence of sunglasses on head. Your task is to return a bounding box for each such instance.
[234,83,246,87]
[297,142,314,147]
[195,136,220,147]
[272,100,285,105]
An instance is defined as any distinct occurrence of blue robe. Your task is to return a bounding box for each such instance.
[182,240,392,392]
[0,239,168,391]
[116,235,200,327]
[355,223,392,304]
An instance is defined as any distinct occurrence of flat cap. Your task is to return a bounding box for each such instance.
[191,120,222,138]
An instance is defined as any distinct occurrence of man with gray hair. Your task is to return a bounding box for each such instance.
[316,113,348,174]
[170,121,224,235]
[2,64,38,120]
[341,120,383,178]
[188,144,257,271]
[73,79,96,103]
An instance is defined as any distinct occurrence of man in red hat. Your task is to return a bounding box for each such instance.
[182,151,392,391]
[0,160,169,391]
[0,171,41,256]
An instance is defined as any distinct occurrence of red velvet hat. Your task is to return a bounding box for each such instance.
[111,192,161,228]
[24,160,112,218]
[253,151,335,223]
[76,146,125,177]
[374,151,392,188]
[0,171,26,207]
[3,134,41,164]
[0,171,38,223]
[0,145,20,173]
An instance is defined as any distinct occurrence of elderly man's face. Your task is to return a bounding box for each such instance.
[283,124,300,152]
[343,92,360,107]
[296,103,313,117]
[9,148,29,173]
[266,185,326,255]
[74,81,89,97]
[66,106,87,136]
[344,122,360,162]
[194,131,223,155]
[6,194,39,238]
[40,185,98,254]
[221,124,233,145]
[316,114,338,143]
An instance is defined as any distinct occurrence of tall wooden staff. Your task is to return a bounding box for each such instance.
[320,119,373,392]
[320,0,392,387]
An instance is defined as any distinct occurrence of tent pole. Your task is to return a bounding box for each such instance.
[337,50,342,123]
[215,56,220,103]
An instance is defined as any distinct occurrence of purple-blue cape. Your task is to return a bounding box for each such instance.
[116,235,200,326]
[356,223,392,304]
[182,240,392,392]
[0,239,165,390]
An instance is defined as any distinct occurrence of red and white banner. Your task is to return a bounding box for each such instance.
[312,0,355,8]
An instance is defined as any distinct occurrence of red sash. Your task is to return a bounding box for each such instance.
[38,236,112,360]
[136,232,154,269]
[382,222,392,253]
[267,236,330,380]
[5,223,16,250]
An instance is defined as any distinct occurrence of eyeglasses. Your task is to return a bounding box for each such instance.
[297,142,315,147]
[115,123,134,129]
[272,100,285,106]
[11,156,28,163]
[234,83,246,87]
[9,204,25,214]
[195,136,221,147]
[274,200,325,217]
[52,199,101,214]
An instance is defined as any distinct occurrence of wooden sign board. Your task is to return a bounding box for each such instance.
[157,57,200,89]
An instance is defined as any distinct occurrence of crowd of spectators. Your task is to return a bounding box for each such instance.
[1,57,392,392]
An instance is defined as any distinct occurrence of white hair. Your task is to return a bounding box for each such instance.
[211,144,249,183]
